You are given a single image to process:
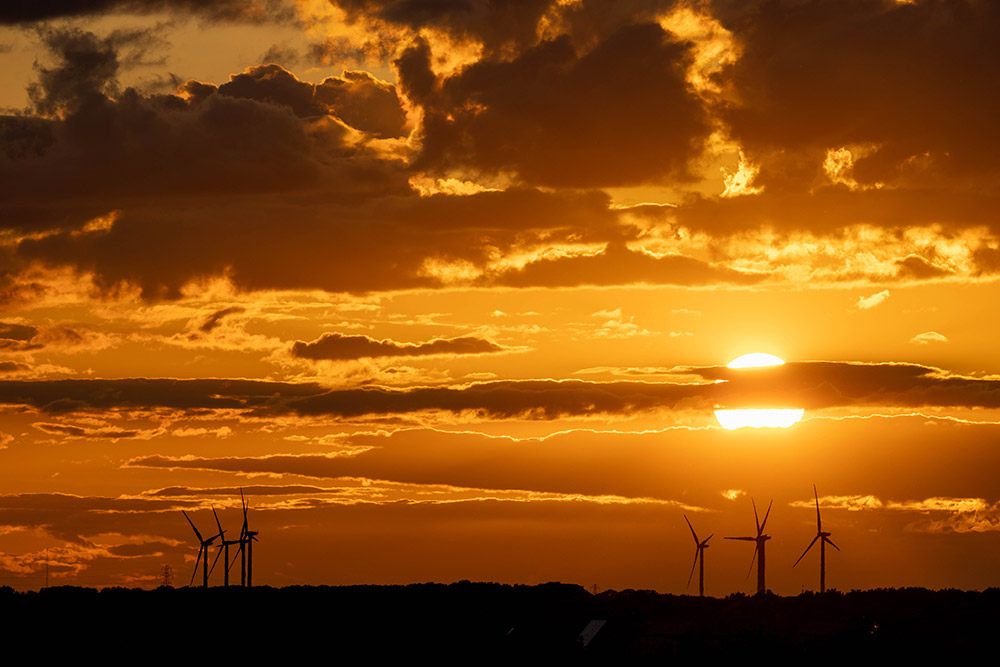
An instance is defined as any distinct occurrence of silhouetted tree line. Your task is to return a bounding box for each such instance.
[2,583,997,661]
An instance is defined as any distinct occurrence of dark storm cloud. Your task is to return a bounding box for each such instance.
[278,379,708,419]
[1,31,410,238]
[27,28,122,117]
[0,492,191,542]
[217,64,408,138]
[657,0,1000,238]
[0,378,325,413]
[0,361,31,373]
[672,187,1000,235]
[405,22,710,187]
[694,361,1000,411]
[329,0,555,55]
[1,362,999,419]
[714,0,1000,190]
[0,322,37,342]
[0,323,91,352]
[0,0,296,25]
[16,188,617,299]
[488,241,767,288]
[291,332,507,360]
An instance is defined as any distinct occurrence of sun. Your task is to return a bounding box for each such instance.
[714,353,805,429]
[726,352,786,369]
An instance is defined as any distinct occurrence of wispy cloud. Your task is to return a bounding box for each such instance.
[856,290,890,310]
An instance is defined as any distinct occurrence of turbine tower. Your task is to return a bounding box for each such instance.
[235,488,259,587]
[725,498,772,595]
[209,507,241,587]
[182,509,223,588]
[794,484,840,593]
[684,515,713,597]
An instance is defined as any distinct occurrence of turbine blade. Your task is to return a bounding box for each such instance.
[794,535,820,567]
[752,498,760,533]
[213,506,224,537]
[684,515,699,545]
[825,537,841,551]
[814,484,822,532]
[760,500,773,534]
[209,544,224,577]
[229,543,242,572]
[189,546,203,586]
[687,548,699,589]
[703,533,714,545]
[725,536,756,541]
[182,511,203,543]
[746,544,758,581]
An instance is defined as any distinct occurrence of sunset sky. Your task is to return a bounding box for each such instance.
[1,0,999,594]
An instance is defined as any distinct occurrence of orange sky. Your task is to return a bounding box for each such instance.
[1,0,999,594]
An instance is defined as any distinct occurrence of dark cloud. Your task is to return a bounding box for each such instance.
[330,0,555,55]
[672,187,1000,235]
[16,188,616,299]
[0,0,296,25]
[217,64,408,137]
[0,323,88,352]
[0,322,37,341]
[279,379,707,419]
[694,361,1000,411]
[315,70,409,139]
[715,0,1000,190]
[0,361,31,373]
[106,541,177,557]
[488,241,766,288]
[27,28,121,118]
[260,43,301,68]
[0,492,222,548]
[0,491,179,521]
[198,306,246,333]
[0,362,999,420]
[2,34,410,240]
[895,255,951,280]
[33,422,142,439]
[0,378,325,413]
[0,116,54,160]
[407,22,710,187]
[144,485,344,497]
[291,332,506,360]
[125,418,1000,537]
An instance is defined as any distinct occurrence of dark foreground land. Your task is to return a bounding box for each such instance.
[3,583,997,661]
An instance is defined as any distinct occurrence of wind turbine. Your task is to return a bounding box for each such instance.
[794,484,840,593]
[725,498,772,595]
[233,488,259,587]
[182,509,224,588]
[209,507,240,587]
[684,515,713,597]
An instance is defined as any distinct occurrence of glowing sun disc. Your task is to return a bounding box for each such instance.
[715,353,804,428]
[714,408,805,430]
[727,352,785,368]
